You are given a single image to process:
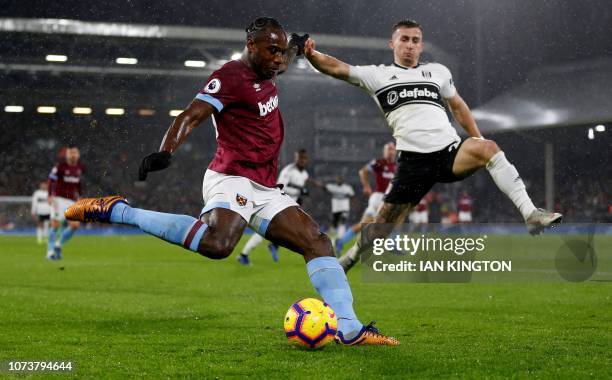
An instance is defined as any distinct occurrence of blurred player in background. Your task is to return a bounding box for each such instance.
[305,19,562,272]
[65,17,398,345]
[409,197,429,225]
[31,181,50,244]
[47,146,83,260]
[335,142,396,254]
[325,175,354,239]
[457,190,474,223]
[237,149,310,265]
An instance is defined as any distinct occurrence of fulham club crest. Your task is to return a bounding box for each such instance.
[236,193,248,206]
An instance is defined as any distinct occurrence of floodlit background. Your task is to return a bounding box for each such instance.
[0,0,610,227]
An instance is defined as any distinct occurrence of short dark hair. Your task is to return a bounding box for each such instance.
[391,19,422,35]
[296,148,307,155]
[245,17,284,41]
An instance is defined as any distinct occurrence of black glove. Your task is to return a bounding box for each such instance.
[289,33,310,56]
[138,151,172,181]
[300,187,309,196]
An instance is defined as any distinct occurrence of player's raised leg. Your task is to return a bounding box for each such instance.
[65,196,247,259]
[453,137,562,234]
[265,205,399,345]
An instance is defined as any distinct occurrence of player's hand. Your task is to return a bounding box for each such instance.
[303,38,315,58]
[363,186,372,197]
[289,33,310,56]
[138,151,172,181]
[48,196,54,205]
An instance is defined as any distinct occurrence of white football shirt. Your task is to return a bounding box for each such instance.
[325,183,355,213]
[348,62,460,153]
[31,189,50,216]
[277,163,309,201]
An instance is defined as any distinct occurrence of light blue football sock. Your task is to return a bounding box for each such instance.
[338,229,357,245]
[59,227,75,245]
[307,256,363,338]
[47,228,57,252]
[110,203,207,252]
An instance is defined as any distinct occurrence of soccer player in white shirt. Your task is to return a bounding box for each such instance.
[304,19,562,271]
[325,176,355,238]
[31,181,51,244]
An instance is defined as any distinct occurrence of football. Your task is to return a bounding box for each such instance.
[283,298,338,349]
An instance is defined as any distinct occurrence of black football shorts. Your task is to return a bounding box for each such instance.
[385,139,467,205]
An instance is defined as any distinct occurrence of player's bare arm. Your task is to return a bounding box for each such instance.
[138,100,214,181]
[445,93,482,138]
[303,38,350,81]
[358,164,372,196]
[160,99,215,153]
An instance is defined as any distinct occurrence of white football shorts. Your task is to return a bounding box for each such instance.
[50,196,75,222]
[200,170,298,236]
[364,192,385,217]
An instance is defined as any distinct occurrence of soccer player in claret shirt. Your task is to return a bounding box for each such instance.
[335,142,396,256]
[458,190,474,223]
[65,17,398,346]
[47,146,83,260]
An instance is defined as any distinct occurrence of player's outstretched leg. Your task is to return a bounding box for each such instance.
[65,196,209,253]
[66,196,247,259]
[454,138,562,234]
[266,206,399,346]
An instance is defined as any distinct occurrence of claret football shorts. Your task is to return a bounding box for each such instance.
[200,170,298,237]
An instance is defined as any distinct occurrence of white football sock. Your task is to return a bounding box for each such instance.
[486,151,537,220]
[337,224,347,239]
[36,227,43,243]
[242,233,264,256]
[43,220,49,237]
[344,239,361,262]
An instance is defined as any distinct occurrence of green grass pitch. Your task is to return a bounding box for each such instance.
[0,234,610,379]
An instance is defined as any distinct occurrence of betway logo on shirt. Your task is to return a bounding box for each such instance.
[375,82,444,113]
[258,95,279,117]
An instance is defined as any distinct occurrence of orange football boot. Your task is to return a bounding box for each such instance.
[336,321,400,346]
[65,195,128,223]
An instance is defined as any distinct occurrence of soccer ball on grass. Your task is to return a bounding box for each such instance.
[283,298,337,349]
